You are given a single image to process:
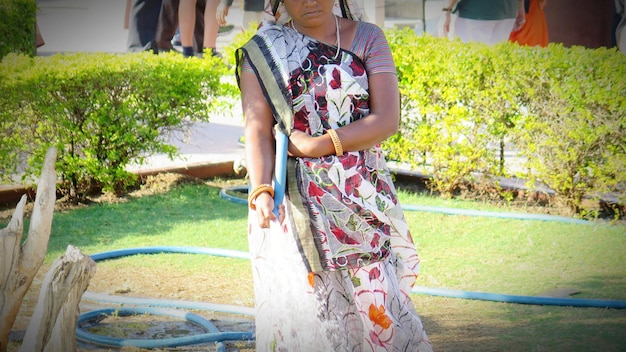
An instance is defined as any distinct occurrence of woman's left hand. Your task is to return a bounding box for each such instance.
[287,130,318,158]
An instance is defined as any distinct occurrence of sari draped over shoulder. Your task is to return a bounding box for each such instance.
[236,17,432,352]
[237,23,420,276]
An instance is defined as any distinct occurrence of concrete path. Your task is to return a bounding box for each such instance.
[31,0,447,180]
[0,0,452,200]
[33,0,248,180]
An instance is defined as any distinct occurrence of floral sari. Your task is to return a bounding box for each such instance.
[236,8,432,352]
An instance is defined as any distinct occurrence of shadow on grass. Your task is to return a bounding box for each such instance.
[44,183,249,258]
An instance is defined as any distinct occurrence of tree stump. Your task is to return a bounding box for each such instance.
[18,245,96,352]
[0,147,57,352]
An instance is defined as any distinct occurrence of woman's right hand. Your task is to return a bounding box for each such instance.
[254,193,285,228]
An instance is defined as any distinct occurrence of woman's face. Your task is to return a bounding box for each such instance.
[283,0,335,27]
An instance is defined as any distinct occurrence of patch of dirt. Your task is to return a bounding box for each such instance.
[4,172,253,352]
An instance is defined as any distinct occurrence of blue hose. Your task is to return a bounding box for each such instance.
[215,186,626,309]
[218,186,594,225]
[411,286,626,309]
[80,247,254,349]
[82,291,254,316]
[79,244,626,348]
[218,185,248,206]
[76,307,253,349]
[89,246,250,262]
[85,246,626,319]
[401,204,592,225]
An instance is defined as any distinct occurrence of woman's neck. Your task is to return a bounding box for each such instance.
[291,15,340,46]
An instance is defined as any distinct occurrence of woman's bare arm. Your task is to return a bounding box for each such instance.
[240,70,281,226]
[287,72,400,158]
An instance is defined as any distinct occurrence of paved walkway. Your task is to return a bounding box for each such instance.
[0,0,451,203]
[30,0,250,183]
[31,0,446,181]
[35,0,446,56]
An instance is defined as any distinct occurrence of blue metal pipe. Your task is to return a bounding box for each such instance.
[411,286,626,309]
[273,131,289,217]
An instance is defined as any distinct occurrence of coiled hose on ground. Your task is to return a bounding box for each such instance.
[76,187,623,349]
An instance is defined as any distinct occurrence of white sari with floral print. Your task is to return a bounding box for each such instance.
[236,7,432,352]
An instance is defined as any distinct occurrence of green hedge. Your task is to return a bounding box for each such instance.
[1,27,624,216]
[0,0,37,58]
[1,52,236,201]
[385,29,626,216]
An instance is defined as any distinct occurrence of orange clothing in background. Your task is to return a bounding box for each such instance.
[509,0,549,47]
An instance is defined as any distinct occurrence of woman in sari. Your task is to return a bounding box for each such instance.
[509,0,549,47]
[235,0,432,350]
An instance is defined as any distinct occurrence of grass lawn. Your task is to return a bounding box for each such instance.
[3,176,626,351]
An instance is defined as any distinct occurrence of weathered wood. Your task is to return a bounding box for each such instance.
[0,147,57,352]
[18,245,96,352]
[0,196,27,351]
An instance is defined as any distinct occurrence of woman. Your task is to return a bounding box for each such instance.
[443,0,526,45]
[509,0,549,47]
[236,0,432,350]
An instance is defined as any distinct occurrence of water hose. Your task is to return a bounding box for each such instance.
[79,247,254,350]
[216,186,626,309]
[411,286,626,309]
[400,204,591,225]
[76,307,252,349]
[219,185,593,225]
[79,243,626,349]
[79,180,616,348]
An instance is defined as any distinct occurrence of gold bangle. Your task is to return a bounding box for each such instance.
[327,129,344,156]
[248,184,274,210]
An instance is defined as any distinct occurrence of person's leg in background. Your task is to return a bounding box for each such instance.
[127,0,163,52]
[614,0,626,54]
[156,0,205,53]
[194,0,208,52]
[178,0,198,57]
[202,0,221,56]
[36,22,45,48]
[454,17,515,45]
[155,0,180,52]
[488,18,516,44]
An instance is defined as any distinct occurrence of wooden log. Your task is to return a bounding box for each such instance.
[0,196,27,350]
[0,147,57,352]
[18,245,96,352]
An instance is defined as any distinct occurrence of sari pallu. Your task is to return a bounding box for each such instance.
[236,20,432,352]
[236,22,420,277]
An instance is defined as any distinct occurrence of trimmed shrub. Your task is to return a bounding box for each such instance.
[1,51,235,201]
[385,28,625,216]
[0,0,37,58]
